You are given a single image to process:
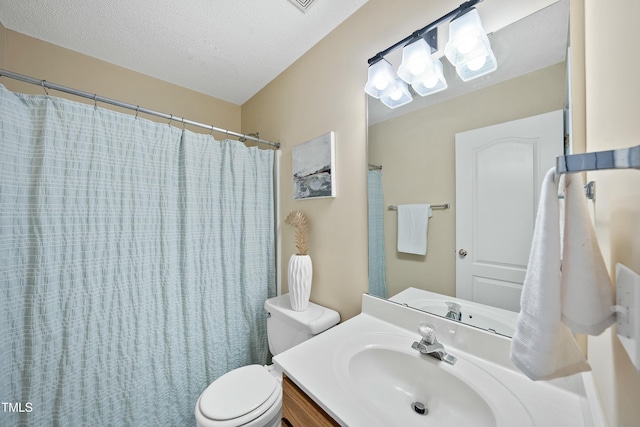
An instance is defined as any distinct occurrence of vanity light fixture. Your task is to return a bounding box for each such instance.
[365,0,496,108]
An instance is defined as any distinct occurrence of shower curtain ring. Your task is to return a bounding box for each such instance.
[135,106,140,119]
[93,94,98,109]
[41,81,49,96]
[168,114,173,127]
[181,119,186,130]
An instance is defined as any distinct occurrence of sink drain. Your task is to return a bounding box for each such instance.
[411,401,428,415]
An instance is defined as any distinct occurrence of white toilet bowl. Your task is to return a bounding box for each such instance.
[195,365,281,427]
[194,294,340,427]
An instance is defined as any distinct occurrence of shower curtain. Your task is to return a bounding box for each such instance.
[0,85,275,426]
[367,170,387,298]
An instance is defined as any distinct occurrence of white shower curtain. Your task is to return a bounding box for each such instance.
[0,85,275,426]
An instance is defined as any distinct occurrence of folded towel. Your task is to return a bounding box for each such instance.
[510,168,590,380]
[561,173,615,334]
[397,204,432,255]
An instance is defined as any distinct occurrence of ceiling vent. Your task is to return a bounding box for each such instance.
[288,0,317,13]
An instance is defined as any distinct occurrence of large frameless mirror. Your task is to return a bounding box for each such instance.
[367,0,570,337]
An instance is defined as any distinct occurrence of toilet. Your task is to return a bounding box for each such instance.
[194,294,340,427]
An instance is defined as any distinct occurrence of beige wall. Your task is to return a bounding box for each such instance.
[0,21,6,69]
[1,29,240,134]
[241,0,475,321]
[582,0,640,425]
[369,63,566,299]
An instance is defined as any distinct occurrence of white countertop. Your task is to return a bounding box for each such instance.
[274,294,602,427]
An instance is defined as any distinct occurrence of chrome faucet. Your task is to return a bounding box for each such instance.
[444,302,462,321]
[411,323,457,365]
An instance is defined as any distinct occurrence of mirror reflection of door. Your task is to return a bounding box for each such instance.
[455,110,564,311]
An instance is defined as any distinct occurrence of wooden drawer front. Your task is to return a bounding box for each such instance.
[281,375,340,427]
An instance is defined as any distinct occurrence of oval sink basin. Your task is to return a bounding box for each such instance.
[334,333,532,427]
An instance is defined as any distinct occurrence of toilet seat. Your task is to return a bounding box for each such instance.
[196,365,281,427]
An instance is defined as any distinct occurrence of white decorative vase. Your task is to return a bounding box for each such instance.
[288,254,312,311]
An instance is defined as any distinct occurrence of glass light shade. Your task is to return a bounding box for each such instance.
[444,8,497,81]
[412,59,448,96]
[453,48,497,81]
[365,59,396,99]
[397,38,434,84]
[380,78,413,109]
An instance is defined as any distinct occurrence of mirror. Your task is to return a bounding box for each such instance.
[367,0,570,337]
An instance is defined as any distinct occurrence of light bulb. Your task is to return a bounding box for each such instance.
[409,62,427,76]
[374,78,389,91]
[398,38,435,85]
[365,59,396,98]
[421,73,439,89]
[390,89,403,101]
[381,78,412,108]
[457,31,478,55]
[467,55,486,71]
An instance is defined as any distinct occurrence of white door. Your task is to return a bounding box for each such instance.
[455,110,564,311]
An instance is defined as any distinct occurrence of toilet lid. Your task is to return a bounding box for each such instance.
[199,365,278,421]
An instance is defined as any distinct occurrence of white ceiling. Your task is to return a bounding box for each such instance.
[0,0,368,105]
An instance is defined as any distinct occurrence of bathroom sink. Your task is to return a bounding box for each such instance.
[276,295,595,427]
[334,332,533,427]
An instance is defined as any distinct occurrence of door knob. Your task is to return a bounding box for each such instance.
[458,249,468,257]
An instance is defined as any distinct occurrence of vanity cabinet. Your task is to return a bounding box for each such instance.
[281,374,339,427]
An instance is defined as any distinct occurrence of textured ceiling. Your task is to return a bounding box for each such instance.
[0,0,368,105]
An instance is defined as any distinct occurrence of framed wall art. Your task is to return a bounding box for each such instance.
[292,131,336,200]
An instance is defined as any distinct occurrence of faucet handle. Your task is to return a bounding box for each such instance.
[417,323,437,344]
[445,302,462,321]
[445,302,461,314]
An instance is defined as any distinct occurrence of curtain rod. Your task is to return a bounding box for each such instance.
[0,68,280,149]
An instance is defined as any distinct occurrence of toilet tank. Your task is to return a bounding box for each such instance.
[264,294,340,356]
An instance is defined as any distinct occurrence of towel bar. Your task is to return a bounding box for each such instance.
[556,145,640,174]
[388,204,450,210]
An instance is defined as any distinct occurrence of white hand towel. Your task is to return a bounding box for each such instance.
[561,173,615,335]
[510,168,590,381]
[397,204,432,255]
